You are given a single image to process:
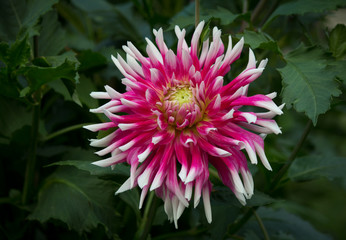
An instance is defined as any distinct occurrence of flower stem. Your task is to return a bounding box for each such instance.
[22,102,40,204]
[195,0,200,27]
[228,207,256,235]
[252,208,270,240]
[251,0,268,22]
[22,36,40,205]
[134,192,159,240]
[270,119,313,190]
[43,123,93,142]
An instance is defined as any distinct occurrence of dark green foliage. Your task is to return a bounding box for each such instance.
[1,0,346,240]
[278,45,341,125]
[288,155,346,183]
[29,166,122,236]
[329,24,346,60]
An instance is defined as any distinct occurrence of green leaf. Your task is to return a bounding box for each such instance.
[38,11,67,56]
[21,59,79,92]
[75,75,98,108]
[45,51,79,67]
[244,230,261,240]
[265,0,346,27]
[71,0,112,13]
[329,24,346,60]
[288,155,346,182]
[49,160,129,177]
[239,30,281,54]
[209,201,241,239]
[243,207,331,240]
[77,50,108,72]
[47,79,75,102]
[208,7,241,26]
[1,36,30,70]
[327,60,346,83]
[29,166,122,236]
[0,0,58,41]
[0,37,31,98]
[278,45,341,125]
[247,191,279,207]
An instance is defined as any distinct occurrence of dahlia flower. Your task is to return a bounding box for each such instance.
[85,21,283,227]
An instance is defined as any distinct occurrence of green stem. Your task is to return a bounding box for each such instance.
[195,0,200,27]
[252,208,270,240]
[134,192,159,240]
[43,123,93,142]
[228,207,255,235]
[270,120,313,190]
[240,0,249,32]
[22,103,40,204]
[251,0,268,23]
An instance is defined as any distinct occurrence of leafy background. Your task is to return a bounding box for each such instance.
[1,0,346,239]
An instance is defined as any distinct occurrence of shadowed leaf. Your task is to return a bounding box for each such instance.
[278,45,341,125]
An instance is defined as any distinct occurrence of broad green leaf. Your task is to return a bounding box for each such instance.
[278,45,341,125]
[239,30,281,54]
[327,60,346,83]
[244,231,261,240]
[241,207,331,240]
[38,11,67,56]
[329,24,346,60]
[29,166,122,236]
[49,160,130,177]
[209,200,241,239]
[0,0,58,41]
[208,7,241,26]
[71,0,112,13]
[288,155,346,182]
[22,0,59,33]
[47,79,75,102]
[271,232,296,240]
[265,0,346,27]
[45,51,79,67]
[21,59,79,92]
[247,191,279,207]
[75,75,98,108]
[77,50,108,72]
[0,0,26,41]
[55,1,90,37]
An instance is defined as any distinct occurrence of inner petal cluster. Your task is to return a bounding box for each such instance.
[161,84,203,130]
[167,85,193,105]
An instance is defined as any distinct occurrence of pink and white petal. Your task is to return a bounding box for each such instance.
[91,151,127,167]
[83,122,116,132]
[202,182,212,223]
[154,28,168,55]
[89,130,119,147]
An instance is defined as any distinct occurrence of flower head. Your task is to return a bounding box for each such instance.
[85,21,283,227]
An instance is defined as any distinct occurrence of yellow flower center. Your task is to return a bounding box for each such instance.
[168,86,193,106]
